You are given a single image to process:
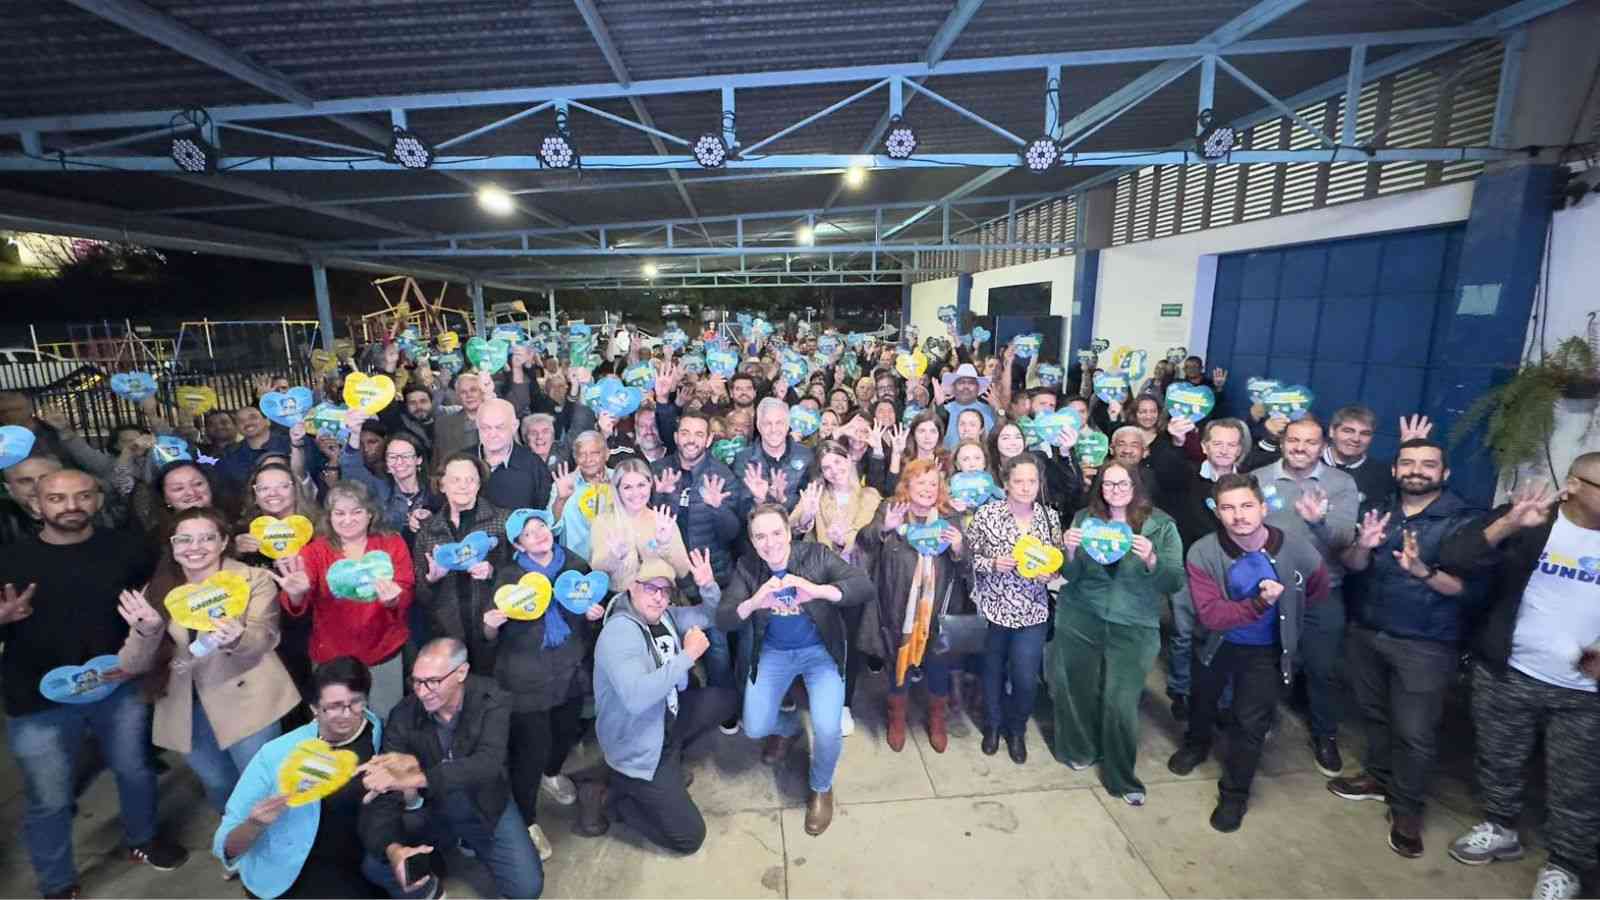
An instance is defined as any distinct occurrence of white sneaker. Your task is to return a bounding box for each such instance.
[1532,863,1581,900]
[527,823,554,862]
[839,706,854,737]
[1121,792,1146,806]
[1449,820,1524,865]
[540,773,577,807]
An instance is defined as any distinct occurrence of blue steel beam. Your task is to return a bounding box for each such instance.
[0,17,1573,137]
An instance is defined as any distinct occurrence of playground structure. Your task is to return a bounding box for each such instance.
[357,275,476,343]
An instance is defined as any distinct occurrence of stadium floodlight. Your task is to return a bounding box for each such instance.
[170,109,218,174]
[883,116,918,160]
[1197,109,1236,161]
[1022,136,1061,172]
[387,126,435,170]
[692,133,729,168]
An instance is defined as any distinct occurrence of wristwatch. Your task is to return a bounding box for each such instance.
[1414,564,1437,580]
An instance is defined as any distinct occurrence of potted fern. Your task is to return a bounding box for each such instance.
[1451,336,1600,472]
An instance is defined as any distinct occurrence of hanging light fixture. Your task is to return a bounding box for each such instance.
[796,225,815,245]
[883,116,918,160]
[844,164,867,188]
[692,133,728,168]
[539,108,578,169]
[1196,109,1236,161]
[1022,136,1061,173]
[387,126,435,170]
[643,262,659,278]
[477,185,515,216]
[170,109,218,174]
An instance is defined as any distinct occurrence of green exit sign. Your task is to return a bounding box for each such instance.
[1159,303,1183,317]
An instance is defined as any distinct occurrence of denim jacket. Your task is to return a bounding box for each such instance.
[212,711,384,900]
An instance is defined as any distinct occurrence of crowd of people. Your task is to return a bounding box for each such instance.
[0,316,1596,900]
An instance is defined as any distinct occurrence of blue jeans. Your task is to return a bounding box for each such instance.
[983,621,1047,736]
[7,683,158,895]
[1298,587,1346,739]
[362,799,543,899]
[188,699,281,813]
[704,626,734,689]
[741,643,845,792]
[1167,585,1194,697]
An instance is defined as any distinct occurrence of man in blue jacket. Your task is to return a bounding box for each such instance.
[1328,439,1478,859]
[579,554,736,854]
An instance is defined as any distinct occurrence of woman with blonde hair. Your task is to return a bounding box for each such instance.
[589,457,690,592]
[856,457,968,753]
[793,439,883,735]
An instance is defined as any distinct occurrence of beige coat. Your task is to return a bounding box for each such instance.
[119,560,301,754]
[588,506,691,592]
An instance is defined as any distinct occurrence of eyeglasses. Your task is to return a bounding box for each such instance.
[1103,480,1134,491]
[170,533,224,548]
[1573,474,1600,491]
[637,581,672,598]
[410,663,463,693]
[385,452,417,462]
[317,697,367,716]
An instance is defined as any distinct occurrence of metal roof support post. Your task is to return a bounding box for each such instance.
[1490,29,1527,148]
[1045,65,1061,135]
[1199,55,1216,117]
[470,282,486,335]
[311,264,334,352]
[1341,45,1366,146]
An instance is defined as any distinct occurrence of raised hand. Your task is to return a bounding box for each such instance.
[654,360,681,402]
[797,481,822,523]
[1295,485,1329,524]
[235,533,262,555]
[889,424,910,456]
[882,501,909,532]
[682,626,710,661]
[1055,424,1079,453]
[1131,534,1157,569]
[482,607,509,631]
[1356,509,1391,550]
[553,463,578,500]
[687,547,715,588]
[115,587,159,633]
[1063,527,1083,558]
[1264,414,1290,438]
[289,421,307,447]
[1506,481,1558,529]
[941,524,964,557]
[1107,399,1123,422]
[742,463,771,504]
[931,378,948,406]
[596,412,617,439]
[270,556,312,598]
[654,467,683,497]
[769,468,790,504]
[1212,367,1229,389]
[1393,528,1427,577]
[1168,416,1196,446]
[699,473,730,509]
[1399,414,1434,442]
[868,422,887,454]
[652,504,678,546]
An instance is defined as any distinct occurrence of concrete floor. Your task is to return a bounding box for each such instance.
[0,659,1558,899]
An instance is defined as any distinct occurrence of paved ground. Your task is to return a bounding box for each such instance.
[0,659,1560,899]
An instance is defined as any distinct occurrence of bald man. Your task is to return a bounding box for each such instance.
[475,397,553,513]
[1439,454,1600,899]
[357,637,541,898]
[2,469,188,895]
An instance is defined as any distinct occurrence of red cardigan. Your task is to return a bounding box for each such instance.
[280,533,415,666]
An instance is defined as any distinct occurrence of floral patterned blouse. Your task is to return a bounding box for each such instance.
[968,499,1064,628]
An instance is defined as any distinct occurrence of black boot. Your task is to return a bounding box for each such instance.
[1210,794,1247,833]
[981,727,1000,756]
[1004,730,1027,765]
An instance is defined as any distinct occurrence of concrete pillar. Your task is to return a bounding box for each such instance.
[899,283,913,339]
[955,272,974,325]
[311,262,334,352]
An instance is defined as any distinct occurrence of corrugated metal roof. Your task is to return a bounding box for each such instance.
[0,0,1547,282]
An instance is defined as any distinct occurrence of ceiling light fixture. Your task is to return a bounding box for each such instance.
[692,133,729,168]
[883,116,918,160]
[170,108,218,174]
[387,126,435,170]
[1022,136,1061,173]
[477,185,515,216]
[643,263,659,278]
[844,164,867,188]
[539,108,578,170]
[1196,109,1236,161]
[796,226,815,246]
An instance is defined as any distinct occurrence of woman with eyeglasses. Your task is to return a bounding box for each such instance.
[213,657,389,899]
[1049,462,1183,806]
[114,507,300,812]
[488,509,605,862]
[336,410,438,541]
[589,458,690,593]
[856,457,967,753]
[791,440,882,736]
[967,455,1063,764]
[413,452,509,674]
[270,481,415,718]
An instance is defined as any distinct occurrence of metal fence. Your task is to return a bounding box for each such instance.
[3,358,314,445]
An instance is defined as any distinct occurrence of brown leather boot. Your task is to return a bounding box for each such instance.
[926,694,949,753]
[886,692,908,752]
[761,733,797,765]
[804,789,834,835]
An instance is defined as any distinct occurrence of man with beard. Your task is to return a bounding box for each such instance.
[215,406,292,489]
[1,470,188,897]
[1250,417,1359,779]
[1328,439,1477,860]
[198,409,240,460]
[384,383,436,467]
[728,373,759,412]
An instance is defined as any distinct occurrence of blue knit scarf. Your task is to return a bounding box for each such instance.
[515,548,571,648]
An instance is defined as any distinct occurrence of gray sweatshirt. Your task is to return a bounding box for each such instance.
[592,584,719,780]
[1250,459,1359,589]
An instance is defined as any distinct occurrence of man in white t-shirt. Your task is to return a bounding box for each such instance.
[1438,453,1600,900]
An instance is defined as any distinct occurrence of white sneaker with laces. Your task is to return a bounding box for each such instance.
[1449,820,1524,865]
[528,823,554,862]
[1532,863,1581,900]
[540,773,577,806]
[839,706,854,737]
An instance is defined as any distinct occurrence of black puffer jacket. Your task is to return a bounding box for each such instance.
[489,552,595,713]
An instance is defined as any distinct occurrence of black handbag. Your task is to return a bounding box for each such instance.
[932,577,988,656]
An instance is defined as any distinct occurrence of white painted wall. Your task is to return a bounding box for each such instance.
[907,254,1078,350]
[1093,182,1477,359]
